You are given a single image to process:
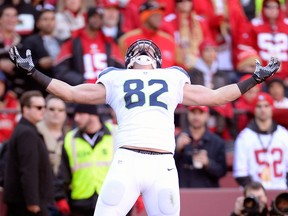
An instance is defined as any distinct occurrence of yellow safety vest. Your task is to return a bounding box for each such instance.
[64,127,114,200]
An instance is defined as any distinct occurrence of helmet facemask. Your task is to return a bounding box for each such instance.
[125,39,162,69]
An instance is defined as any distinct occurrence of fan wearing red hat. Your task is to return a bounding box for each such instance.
[233,91,288,190]
[118,0,178,68]
[175,105,227,188]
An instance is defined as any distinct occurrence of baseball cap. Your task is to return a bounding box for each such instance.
[252,92,274,110]
[188,106,209,113]
[199,39,217,54]
[74,104,99,115]
[139,1,165,13]
[236,49,261,72]
[102,0,120,8]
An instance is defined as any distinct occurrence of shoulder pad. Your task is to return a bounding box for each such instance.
[98,67,124,78]
[167,66,190,78]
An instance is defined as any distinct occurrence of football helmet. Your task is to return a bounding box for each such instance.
[125,39,162,69]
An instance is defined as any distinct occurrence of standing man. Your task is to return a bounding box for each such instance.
[8,39,280,216]
[4,90,54,216]
[54,104,114,216]
[233,92,288,190]
[175,105,227,188]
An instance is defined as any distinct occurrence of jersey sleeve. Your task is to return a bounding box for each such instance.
[170,66,191,103]
[96,67,115,105]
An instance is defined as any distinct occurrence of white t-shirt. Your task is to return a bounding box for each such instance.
[97,66,190,153]
[233,125,288,189]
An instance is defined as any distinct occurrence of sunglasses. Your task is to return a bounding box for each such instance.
[176,0,191,3]
[29,105,46,110]
[264,4,279,9]
[48,107,66,112]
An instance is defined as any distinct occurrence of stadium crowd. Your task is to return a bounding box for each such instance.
[1,0,288,215]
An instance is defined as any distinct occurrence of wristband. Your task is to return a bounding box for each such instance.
[31,69,52,89]
[237,76,258,94]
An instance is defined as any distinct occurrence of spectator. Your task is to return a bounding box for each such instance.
[1,0,38,39]
[0,72,19,144]
[188,39,219,88]
[233,92,288,189]
[53,6,124,85]
[0,5,21,77]
[20,8,61,96]
[266,77,288,108]
[117,0,141,33]
[175,105,227,188]
[37,94,67,175]
[54,104,114,216]
[101,0,124,41]
[162,0,214,70]
[53,0,86,42]
[241,0,288,84]
[3,90,54,216]
[193,0,250,72]
[230,181,269,216]
[118,0,178,68]
[235,48,262,79]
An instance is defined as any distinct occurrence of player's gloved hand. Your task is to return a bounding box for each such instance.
[252,57,280,83]
[56,199,70,215]
[9,46,35,75]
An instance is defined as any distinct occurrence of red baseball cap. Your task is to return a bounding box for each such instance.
[188,106,209,113]
[252,92,274,110]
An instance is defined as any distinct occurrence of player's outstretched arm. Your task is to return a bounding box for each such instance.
[9,46,106,104]
[183,57,280,106]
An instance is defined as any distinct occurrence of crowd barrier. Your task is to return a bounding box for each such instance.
[1,187,283,216]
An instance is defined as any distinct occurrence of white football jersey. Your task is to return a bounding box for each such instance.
[233,125,288,189]
[97,67,190,153]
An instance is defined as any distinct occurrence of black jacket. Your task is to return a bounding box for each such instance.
[175,128,227,188]
[4,117,53,206]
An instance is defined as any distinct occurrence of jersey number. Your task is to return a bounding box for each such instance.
[255,148,283,178]
[123,79,168,109]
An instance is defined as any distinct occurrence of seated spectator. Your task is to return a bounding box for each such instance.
[53,0,86,42]
[20,8,61,96]
[175,105,227,188]
[1,0,38,39]
[230,181,269,216]
[118,0,177,68]
[161,0,213,70]
[233,92,288,190]
[53,6,124,85]
[188,39,219,88]
[0,5,22,96]
[101,0,124,41]
[0,72,19,144]
[235,48,262,81]
[266,77,288,108]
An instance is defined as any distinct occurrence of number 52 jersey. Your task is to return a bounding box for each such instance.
[97,66,190,153]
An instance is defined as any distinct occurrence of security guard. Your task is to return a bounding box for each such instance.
[54,104,114,216]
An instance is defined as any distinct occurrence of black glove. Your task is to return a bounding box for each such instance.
[9,46,35,75]
[252,57,280,83]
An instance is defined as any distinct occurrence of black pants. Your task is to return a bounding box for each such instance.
[6,203,49,216]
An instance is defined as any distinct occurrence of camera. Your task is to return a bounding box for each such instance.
[270,192,288,216]
[242,196,260,215]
